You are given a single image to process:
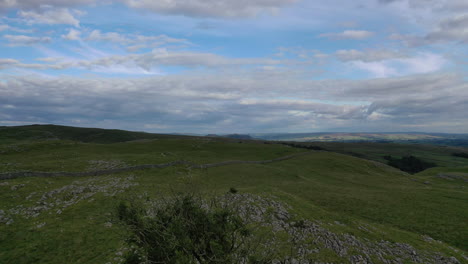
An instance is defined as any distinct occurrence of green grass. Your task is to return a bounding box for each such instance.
[0,124,171,144]
[0,125,467,263]
[295,141,468,168]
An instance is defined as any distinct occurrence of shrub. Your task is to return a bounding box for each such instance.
[118,194,252,264]
[385,155,436,174]
[453,152,468,159]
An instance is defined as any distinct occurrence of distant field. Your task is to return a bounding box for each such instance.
[284,141,468,168]
[252,132,468,147]
[0,125,467,263]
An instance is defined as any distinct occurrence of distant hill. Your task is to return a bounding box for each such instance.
[225,134,253,140]
[1,124,468,264]
[0,124,175,144]
[252,132,468,147]
[1,125,467,263]
[205,134,253,140]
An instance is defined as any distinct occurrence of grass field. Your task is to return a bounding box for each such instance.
[0,125,467,263]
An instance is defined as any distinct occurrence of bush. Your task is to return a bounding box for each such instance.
[385,155,436,174]
[118,194,252,264]
[453,152,468,159]
[281,143,325,151]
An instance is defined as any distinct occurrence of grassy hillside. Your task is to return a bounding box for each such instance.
[0,124,174,144]
[285,141,468,168]
[0,125,467,263]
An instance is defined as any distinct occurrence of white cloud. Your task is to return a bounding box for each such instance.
[379,0,468,12]
[319,30,374,40]
[349,52,447,78]
[86,30,127,43]
[4,34,52,46]
[0,58,20,69]
[75,49,280,73]
[0,0,95,10]
[0,48,281,74]
[0,72,465,133]
[336,49,407,62]
[61,28,81,40]
[1,0,297,18]
[0,24,33,33]
[121,0,298,18]
[84,30,188,51]
[18,8,81,27]
[352,61,398,78]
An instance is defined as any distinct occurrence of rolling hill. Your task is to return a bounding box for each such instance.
[0,125,467,263]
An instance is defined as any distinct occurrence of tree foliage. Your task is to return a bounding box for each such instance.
[452,152,468,159]
[383,155,436,174]
[117,194,254,264]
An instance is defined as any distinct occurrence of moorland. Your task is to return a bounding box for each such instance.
[0,125,467,263]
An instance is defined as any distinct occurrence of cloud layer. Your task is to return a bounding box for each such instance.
[1,72,466,133]
[1,0,297,18]
[0,0,466,133]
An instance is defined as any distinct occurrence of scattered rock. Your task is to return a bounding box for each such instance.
[436,173,468,182]
[87,160,126,171]
[144,193,461,264]
[11,184,25,191]
[3,175,138,220]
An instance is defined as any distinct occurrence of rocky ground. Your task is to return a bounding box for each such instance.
[128,193,464,264]
[0,175,138,226]
[0,156,465,264]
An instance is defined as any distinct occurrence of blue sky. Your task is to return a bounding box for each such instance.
[0,0,467,133]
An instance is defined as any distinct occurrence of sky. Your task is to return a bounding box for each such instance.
[0,0,467,134]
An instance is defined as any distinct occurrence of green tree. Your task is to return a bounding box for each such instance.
[118,194,252,264]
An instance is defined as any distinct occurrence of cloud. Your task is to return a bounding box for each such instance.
[61,28,81,40]
[339,21,359,28]
[335,72,465,101]
[3,34,52,46]
[1,0,297,18]
[84,30,188,51]
[390,15,468,46]
[0,24,33,33]
[378,0,468,12]
[86,30,127,43]
[319,30,374,40]
[0,58,20,69]
[0,0,95,10]
[425,14,468,43]
[348,52,447,78]
[127,50,280,70]
[335,49,407,62]
[0,72,465,133]
[0,47,284,77]
[121,0,298,18]
[442,0,468,11]
[0,48,281,73]
[77,50,280,73]
[18,8,82,27]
